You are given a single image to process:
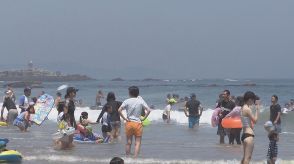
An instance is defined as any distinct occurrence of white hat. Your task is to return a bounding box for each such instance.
[5,90,12,94]
[264,121,275,133]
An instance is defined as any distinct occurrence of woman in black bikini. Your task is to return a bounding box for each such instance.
[241,91,260,164]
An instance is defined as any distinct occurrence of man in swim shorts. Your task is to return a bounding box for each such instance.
[184,93,203,128]
[118,86,151,158]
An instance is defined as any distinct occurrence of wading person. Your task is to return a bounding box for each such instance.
[118,86,151,158]
[240,91,260,164]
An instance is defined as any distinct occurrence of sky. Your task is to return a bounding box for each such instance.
[0,1,293,79]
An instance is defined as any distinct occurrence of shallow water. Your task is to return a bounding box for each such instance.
[1,111,294,164]
[1,79,294,163]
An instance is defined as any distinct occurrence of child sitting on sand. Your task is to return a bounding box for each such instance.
[13,102,35,132]
[264,121,279,164]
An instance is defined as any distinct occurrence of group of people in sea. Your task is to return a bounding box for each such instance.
[1,86,39,132]
[0,85,284,163]
[213,90,282,164]
[163,93,203,128]
[161,89,282,164]
[282,99,294,113]
[51,86,151,159]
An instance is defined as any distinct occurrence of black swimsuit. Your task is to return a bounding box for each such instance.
[241,133,255,142]
[240,108,255,142]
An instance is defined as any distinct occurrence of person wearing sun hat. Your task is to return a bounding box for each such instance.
[162,98,177,123]
[64,87,78,129]
[1,90,18,125]
[264,121,279,164]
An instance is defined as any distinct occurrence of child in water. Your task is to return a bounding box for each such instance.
[53,112,75,150]
[264,121,279,164]
[76,111,103,142]
[13,102,35,132]
[101,105,113,143]
[162,99,176,123]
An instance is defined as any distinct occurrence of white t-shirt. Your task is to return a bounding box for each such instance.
[163,104,171,115]
[102,112,109,126]
[120,97,149,123]
[19,95,30,109]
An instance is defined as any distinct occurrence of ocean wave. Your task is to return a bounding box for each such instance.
[23,155,289,164]
[45,107,214,125]
[0,103,270,126]
[224,79,238,82]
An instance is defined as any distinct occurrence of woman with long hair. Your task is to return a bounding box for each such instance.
[97,92,122,141]
[240,91,260,164]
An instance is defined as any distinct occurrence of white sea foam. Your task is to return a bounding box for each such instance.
[46,107,215,125]
[224,78,238,82]
[0,102,213,125]
[23,155,288,164]
[0,102,267,126]
[146,108,214,125]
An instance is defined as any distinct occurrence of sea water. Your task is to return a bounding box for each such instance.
[1,79,294,164]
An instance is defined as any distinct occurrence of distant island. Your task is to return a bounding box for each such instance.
[111,78,125,81]
[142,78,162,82]
[110,78,170,82]
[0,61,93,82]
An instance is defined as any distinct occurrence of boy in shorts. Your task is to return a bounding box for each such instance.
[118,86,151,158]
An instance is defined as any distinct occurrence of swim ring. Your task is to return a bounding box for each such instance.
[0,122,8,127]
[0,150,22,163]
[211,108,221,127]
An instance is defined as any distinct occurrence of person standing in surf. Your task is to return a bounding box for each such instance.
[6,84,16,102]
[162,99,176,123]
[240,91,260,164]
[101,105,113,143]
[270,95,282,134]
[225,96,244,145]
[13,102,35,132]
[184,93,203,128]
[264,121,279,164]
[64,87,78,129]
[217,90,235,144]
[118,86,151,158]
[19,87,31,113]
[1,90,18,125]
[96,90,104,106]
[97,92,122,141]
[55,92,64,114]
